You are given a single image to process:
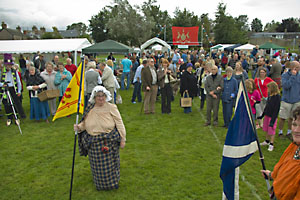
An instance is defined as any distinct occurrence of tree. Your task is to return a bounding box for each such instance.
[214,2,248,44]
[264,20,279,32]
[172,7,200,27]
[235,15,249,31]
[52,26,59,32]
[106,0,155,46]
[251,18,263,32]
[89,7,111,43]
[140,0,172,41]
[67,22,87,35]
[276,18,300,32]
[41,26,62,39]
[200,13,213,47]
[234,15,249,43]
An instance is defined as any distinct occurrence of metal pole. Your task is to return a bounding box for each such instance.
[201,25,204,47]
[74,51,78,66]
[69,57,85,200]
[164,25,166,41]
[293,38,295,50]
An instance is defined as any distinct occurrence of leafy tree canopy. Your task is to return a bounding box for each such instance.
[251,18,263,32]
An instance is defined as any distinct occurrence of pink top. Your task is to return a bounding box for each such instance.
[254,77,273,98]
[248,89,261,114]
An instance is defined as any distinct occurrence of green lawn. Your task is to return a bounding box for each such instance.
[0,86,292,200]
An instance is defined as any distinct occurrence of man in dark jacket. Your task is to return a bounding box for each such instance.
[141,58,158,114]
[34,54,46,72]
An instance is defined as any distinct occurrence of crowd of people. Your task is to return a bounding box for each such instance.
[1,46,300,196]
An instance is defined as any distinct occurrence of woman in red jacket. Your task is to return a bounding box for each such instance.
[254,67,274,128]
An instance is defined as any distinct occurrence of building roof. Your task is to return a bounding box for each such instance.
[250,32,300,38]
[0,28,26,39]
[59,30,79,38]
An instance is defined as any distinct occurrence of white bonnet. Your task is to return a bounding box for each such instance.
[89,86,112,103]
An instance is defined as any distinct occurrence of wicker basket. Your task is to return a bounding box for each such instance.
[38,90,60,102]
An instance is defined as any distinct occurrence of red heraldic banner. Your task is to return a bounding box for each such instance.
[172,26,199,45]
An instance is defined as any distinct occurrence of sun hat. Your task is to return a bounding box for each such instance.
[89,86,112,103]
[4,53,14,65]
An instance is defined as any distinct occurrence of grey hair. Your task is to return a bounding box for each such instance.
[27,61,34,67]
[29,66,36,71]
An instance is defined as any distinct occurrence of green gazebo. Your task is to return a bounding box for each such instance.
[82,39,132,54]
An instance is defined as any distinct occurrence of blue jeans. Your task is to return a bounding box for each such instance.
[121,72,130,90]
[131,82,142,102]
[222,101,234,127]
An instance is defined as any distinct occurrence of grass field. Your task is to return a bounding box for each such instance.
[0,83,292,200]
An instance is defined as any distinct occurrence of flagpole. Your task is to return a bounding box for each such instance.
[69,57,85,200]
[241,78,271,191]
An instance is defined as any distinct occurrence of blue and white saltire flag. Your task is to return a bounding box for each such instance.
[220,82,258,200]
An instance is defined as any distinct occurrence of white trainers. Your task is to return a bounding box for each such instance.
[268,145,274,151]
[260,141,269,146]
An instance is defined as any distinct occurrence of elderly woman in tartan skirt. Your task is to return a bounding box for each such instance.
[74,86,126,190]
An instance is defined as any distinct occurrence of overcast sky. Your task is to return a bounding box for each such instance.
[1,0,299,31]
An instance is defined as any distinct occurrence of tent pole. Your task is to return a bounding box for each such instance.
[74,51,78,66]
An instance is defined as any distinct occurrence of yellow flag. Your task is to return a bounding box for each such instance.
[52,62,85,121]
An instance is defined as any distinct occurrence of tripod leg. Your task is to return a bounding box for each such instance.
[5,90,22,135]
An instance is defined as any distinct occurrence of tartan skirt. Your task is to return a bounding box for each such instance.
[78,129,121,190]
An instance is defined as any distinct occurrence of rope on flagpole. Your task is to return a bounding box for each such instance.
[69,57,85,200]
[241,78,271,193]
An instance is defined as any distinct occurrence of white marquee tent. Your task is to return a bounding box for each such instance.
[151,44,163,51]
[141,37,171,52]
[0,38,91,65]
[234,43,256,51]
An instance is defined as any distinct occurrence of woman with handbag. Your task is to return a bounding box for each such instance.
[40,62,57,116]
[26,66,50,122]
[254,67,274,129]
[180,63,197,113]
[158,59,176,114]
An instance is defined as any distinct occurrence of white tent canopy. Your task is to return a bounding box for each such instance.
[141,37,171,52]
[0,38,91,65]
[234,44,256,51]
[151,44,163,51]
[0,38,91,54]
